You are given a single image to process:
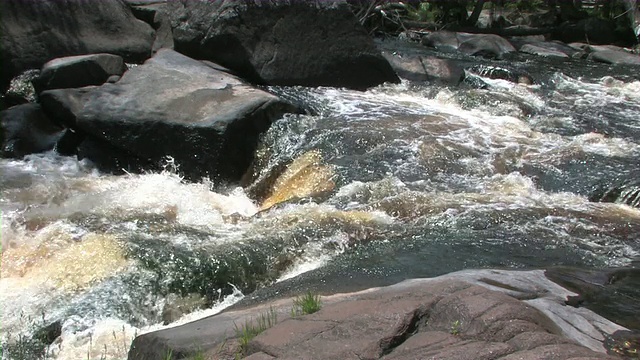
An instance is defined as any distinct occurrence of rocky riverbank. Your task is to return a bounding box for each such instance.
[1,1,640,359]
[129,269,636,359]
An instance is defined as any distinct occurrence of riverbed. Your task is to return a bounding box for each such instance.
[1,46,639,359]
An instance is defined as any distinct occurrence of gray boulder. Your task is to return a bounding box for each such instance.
[0,0,155,92]
[381,52,464,85]
[128,1,175,53]
[165,0,399,90]
[458,34,516,59]
[34,54,128,93]
[0,103,64,158]
[421,31,461,52]
[421,31,516,59]
[520,44,569,59]
[127,269,625,359]
[517,41,578,59]
[39,49,300,182]
[589,48,640,66]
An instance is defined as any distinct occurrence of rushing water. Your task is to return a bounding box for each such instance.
[1,50,640,359]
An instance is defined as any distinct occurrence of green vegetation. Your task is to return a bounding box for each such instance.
[291,291,322,316]
[349,0,639,42]
[1,313,55,360]
[450,320,462,336]
[234,307,278,357]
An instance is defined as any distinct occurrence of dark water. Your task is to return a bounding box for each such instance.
[2,45,640,358]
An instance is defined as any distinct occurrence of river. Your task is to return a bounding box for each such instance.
[1,46,640,359]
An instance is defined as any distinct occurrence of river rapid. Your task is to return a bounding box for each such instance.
[1,47,640,359]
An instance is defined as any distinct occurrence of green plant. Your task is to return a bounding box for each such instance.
[234,307,278,356]
[450,320,462,336]
[1,313,55,360]
[191,350,206,360]
[292,291,322,316]
[164,348,173,360]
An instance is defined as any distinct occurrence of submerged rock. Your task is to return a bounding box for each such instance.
[0,0,154,92]
[165,0,399,90]
[128,269,624,359]
[39,49,300,182]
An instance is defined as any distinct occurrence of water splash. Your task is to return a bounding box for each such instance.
[260,150,335,211]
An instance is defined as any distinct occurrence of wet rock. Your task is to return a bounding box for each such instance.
[162,293,207,325]
[421,31,461,52]
[34,54,128,93]
[519,42,575,59]
[589,179,640,208]
[421,31,515,59]
[39,49,300,182]
[545,267,640,330]
[589,48,640,66]
[465,65,533,85]
[1,103,64,158]
[1,70,40,109]
[34,320,63,346]
[0,0,154,92]
[381,52,465,85]
[166,0,399,90]
[605,330,640,358]
[457,34,516,59]
[128,269,624,360]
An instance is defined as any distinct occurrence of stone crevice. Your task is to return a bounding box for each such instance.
[379,305,432,356]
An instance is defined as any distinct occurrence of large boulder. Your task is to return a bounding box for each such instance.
[165,0,399,90]
[127,269,625,359]
[34,54,128,93]
[39,49,300,182]
[382,52,465,85]
[552,18,618,45]
[0,103,64,158]
[127,1,175,53]
[0,0,155,92]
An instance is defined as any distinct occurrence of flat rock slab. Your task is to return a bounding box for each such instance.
[128,269,625,359]
[520,43,571,59]
[40,49,299,181]
[589,49,640,66]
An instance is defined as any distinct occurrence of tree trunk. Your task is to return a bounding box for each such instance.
[620,0,640,40]
[466,0,486,26]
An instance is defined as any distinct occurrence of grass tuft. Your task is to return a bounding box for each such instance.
[292,291,322,316]
[233,307,278,356]
[450,320,462,336]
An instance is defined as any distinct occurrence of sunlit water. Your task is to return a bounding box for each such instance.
[2,62,640,359]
